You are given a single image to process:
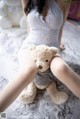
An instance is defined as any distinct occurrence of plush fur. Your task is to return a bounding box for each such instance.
[19,45,68,105]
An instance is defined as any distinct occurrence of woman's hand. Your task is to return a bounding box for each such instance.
[59,43,65,51]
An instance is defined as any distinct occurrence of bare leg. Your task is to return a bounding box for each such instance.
[0,54,37,112]
[50,56,80,98]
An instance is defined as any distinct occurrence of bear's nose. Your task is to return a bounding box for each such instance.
[38,65,43,69]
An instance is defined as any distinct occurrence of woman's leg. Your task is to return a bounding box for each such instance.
[50,56,80,98]
[0,52,37,112]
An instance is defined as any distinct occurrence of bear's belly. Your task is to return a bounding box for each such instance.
[34,69,55,89]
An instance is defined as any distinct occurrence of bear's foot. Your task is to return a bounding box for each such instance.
[46,82,68,105]
[19,82,37,104]
[51,91,68,105]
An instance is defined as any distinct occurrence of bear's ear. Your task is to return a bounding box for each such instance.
[50,47,58,55]
[28,44,36,51]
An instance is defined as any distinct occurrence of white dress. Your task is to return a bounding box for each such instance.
[18,0,63,68]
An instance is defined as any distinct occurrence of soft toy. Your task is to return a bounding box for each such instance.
[19,45,68,105]
[0,0,27,29]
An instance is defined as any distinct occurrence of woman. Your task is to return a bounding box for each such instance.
[0,0,80,111]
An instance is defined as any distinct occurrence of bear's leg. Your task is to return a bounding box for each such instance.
[19,81,37,104]
[46,81,68,105]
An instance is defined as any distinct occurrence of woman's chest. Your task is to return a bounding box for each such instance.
[44,7,63,30]
[27,1,63,30]
[39,0,63,29]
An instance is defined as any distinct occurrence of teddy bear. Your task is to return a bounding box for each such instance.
[0,0,27,29]
[19,45,68,105]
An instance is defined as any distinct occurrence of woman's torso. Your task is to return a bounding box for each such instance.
[23,0,63,48]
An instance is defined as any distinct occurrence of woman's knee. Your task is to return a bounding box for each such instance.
[19,60,37,73]
[50,58,68,76]
[18,51,37,73]
[19,62,37,77]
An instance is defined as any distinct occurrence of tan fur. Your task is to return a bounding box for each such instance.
[19,45,68,105]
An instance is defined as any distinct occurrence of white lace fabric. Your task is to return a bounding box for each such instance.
[21,0,63,49]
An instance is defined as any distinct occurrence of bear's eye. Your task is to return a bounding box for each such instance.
[46,60,48,62]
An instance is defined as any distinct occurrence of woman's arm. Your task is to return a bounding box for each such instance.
[21,0,28,15]
[57,0,72,50]
[21,0,30,32]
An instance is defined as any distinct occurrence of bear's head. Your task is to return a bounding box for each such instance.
[28,45,58,72]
